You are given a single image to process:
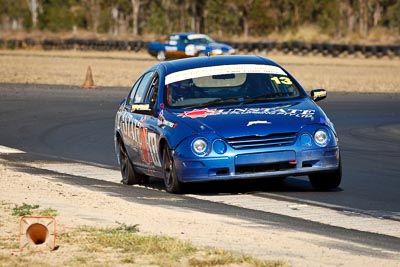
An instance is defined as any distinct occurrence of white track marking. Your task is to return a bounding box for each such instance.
[1,143,398,240]
[187,194,400,238]
[0,145,25,154]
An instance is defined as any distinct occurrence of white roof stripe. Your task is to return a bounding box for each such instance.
[165,64,286,85]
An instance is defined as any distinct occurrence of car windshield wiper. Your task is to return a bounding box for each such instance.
[185,96,244,109]
[240,92,292,105]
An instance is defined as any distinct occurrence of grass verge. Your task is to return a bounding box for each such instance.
[0,50,399,93]
[0,202,288,267]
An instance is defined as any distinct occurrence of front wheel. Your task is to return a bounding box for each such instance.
[162,146,183,194]
[119,142,148,185]
[309,162,342,191]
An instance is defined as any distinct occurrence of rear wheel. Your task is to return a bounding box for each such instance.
[119,142,148,185]
[162,146,183,194]
[309,161,342,190]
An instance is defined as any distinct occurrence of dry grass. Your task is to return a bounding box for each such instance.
[0,202,288,267]
[0,49,399,93]
[0,50,154,88]
[268,54,400,92]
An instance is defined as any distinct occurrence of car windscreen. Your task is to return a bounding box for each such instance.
[164,64,303,108]
[190,37,214,44]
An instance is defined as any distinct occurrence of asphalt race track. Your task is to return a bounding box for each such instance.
[1,83,400,251]
[1,83,399,213]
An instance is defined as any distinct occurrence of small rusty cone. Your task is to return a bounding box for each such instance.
[81,65,96,89]
[20,216,56,251]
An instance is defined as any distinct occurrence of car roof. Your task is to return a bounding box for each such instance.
[157,55,280,76]
[170,32,205,38]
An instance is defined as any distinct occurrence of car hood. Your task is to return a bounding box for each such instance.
[208,42,233,51]
[172,100,326,138]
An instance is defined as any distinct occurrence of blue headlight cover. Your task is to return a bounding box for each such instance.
[300,133,313,147]
[213,139,227,154]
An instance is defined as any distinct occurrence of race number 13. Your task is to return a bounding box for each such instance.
[271,76,292,85]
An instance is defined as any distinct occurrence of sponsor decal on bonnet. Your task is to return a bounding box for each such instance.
[247,120,272,126]
[178,108,220,118]
[177,108,316,119]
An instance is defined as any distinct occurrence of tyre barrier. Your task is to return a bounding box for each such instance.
[0,38,399,58]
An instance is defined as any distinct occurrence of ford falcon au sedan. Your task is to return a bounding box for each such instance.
[115,55,341,193]
[148,33,235,61]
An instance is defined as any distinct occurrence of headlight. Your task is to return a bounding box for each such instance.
[212,49,223,55]
[191,138,209,156]
[314,129,329,147]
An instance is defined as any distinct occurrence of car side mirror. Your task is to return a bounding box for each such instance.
[119,97,127,106]
[310,89,327,102]
[131,103,157,116]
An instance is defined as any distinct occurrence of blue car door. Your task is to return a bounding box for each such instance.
[121,71,154,168]
[126,71,163,175]
[140,73,163,172]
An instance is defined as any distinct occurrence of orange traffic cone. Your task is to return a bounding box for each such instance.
[81,65,96,89]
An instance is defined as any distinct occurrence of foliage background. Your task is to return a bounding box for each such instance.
[1,0,400,44]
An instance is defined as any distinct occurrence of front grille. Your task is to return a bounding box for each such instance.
[227,132,297,150]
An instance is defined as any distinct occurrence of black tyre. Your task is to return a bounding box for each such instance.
[309,161,342,190]
[162,146,183,194]
[119,142,148,185]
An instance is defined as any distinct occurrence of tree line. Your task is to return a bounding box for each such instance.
[1,0,399,42]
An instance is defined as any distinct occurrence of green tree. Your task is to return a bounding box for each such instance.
[270,0,292,32]
[145,0,167,34]
[0,0,31,30]
[188,0,206,32]
[225,0,256,38]
[38,0,74,32]
[97,0,131,34]
[387,0,400,33]
[0,0,399,41]
[247,0,275,36]
[25,0,38,29]
[315,0,340,37]
[205,0,241,37]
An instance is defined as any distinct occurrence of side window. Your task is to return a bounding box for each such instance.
[145,73,159,109]
[178,37,187,45]
[133,72,154,103]
[127,76,143,105]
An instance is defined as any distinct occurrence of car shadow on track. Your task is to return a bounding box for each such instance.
[143,176,343,195]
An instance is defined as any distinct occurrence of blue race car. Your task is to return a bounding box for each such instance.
[148,33,235,61]
[114,55,341,193]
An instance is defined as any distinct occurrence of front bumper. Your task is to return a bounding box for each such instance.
[174,147,340,182]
